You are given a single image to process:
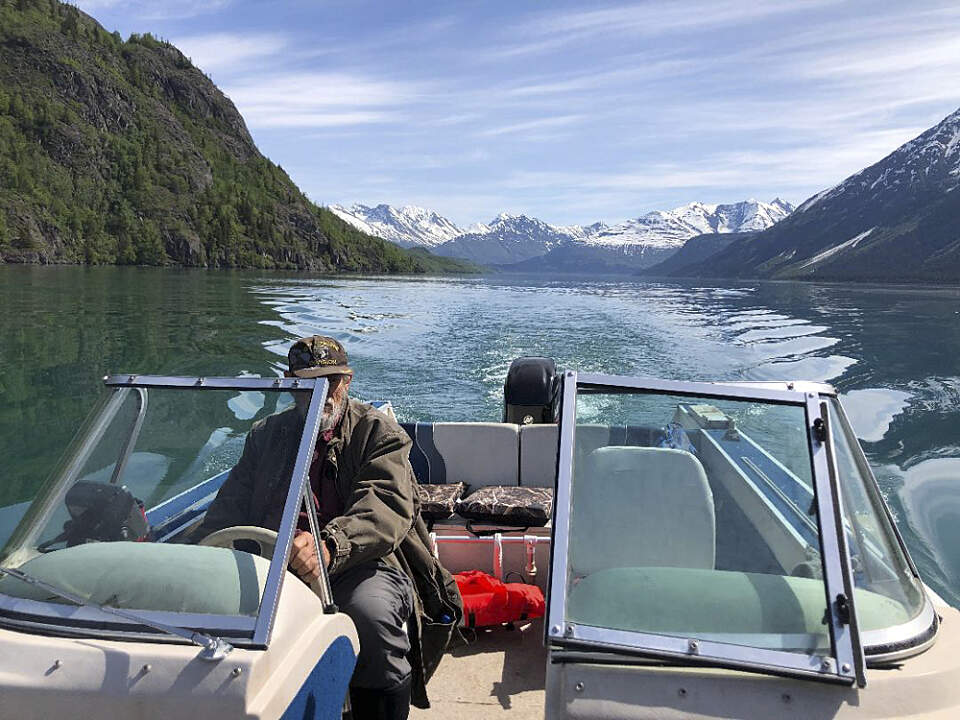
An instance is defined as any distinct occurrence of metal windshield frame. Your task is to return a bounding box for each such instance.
[0,375,329,650]
[545,371,864,686]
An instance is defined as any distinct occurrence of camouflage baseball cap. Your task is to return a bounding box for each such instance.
[287,335,354,378]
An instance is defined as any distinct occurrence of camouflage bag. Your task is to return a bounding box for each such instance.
[417,482,467,521]
[457,486,553,527]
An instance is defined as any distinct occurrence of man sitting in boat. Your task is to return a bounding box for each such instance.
[197,335,462,719]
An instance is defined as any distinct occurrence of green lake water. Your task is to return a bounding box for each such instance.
[1,265,959,605]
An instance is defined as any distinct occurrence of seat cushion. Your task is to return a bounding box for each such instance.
[0,541,270,615]
[458,486,553,526]
[569,446,715,576]
[417,482,467,521]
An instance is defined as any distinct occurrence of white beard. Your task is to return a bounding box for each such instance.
[320,392,347,432]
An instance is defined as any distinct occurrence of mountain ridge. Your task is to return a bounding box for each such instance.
[665,107,960,282]
[330,198,794,268]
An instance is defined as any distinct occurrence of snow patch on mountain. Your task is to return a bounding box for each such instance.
[798,227,875,269]
[329,204,463,248]
[580,199,794,250]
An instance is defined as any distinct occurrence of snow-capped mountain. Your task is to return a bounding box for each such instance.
[329,204,463,248]
[505,198,793,272]
[671,106,960,282]
[583,199,793,251]
[433,213,574,264]
[329,199,793,269]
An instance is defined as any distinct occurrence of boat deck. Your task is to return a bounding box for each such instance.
[412,620,546,719]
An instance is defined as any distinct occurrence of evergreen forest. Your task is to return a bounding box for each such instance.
[0,0,474,273]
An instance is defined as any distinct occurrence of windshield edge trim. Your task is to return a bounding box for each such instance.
[861,601,939,662]
[103,375,319,391]
[0,613,260,648]
[251,378,328,646]
[550,626,856,686]
[576,373,808,404]
[545,370,578,648]
[0,592,256,634]
[821,399,867,686]
[806,393,860,684]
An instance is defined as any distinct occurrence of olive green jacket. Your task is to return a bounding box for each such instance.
[198,398,462,708]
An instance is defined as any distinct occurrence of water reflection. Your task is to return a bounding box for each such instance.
[842,389,911,443]
[895,459,960,596]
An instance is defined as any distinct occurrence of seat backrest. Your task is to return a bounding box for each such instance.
[400,422,445,485]
[568,446,715,576]
[519,424,559,487]
[432,422,520,487]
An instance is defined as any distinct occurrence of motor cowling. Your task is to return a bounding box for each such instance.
[62,481,149,546]
[503,357,559,425]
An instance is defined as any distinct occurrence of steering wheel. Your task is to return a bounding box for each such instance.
[198,525,278,558]
[198,525,328,601]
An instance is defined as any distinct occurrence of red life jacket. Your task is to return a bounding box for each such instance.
[454,570,545,628]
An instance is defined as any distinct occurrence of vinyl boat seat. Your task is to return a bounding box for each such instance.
[0,542,270,615]
[401,422,674,490]
[569,446,716,577]
[518,424,674,489]
[401,422,519,488]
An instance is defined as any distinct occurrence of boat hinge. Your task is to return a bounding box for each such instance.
[812,417,827,444]
[834,593,851,625]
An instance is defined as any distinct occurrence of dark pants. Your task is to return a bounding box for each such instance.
[332,561,414,690]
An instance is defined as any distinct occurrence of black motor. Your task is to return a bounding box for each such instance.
[503,357,560,425]
[39,481,149,550]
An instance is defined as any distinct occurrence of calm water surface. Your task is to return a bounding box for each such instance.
[1,266,959,605]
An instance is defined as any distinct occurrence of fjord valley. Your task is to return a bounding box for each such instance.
[332,199,796,273]
[332,107,960,284]
[0,0,472,273]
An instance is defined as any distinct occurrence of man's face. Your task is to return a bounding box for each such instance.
[290,373,351,430]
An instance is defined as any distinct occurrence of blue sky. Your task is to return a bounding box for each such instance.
[74,0,960,226]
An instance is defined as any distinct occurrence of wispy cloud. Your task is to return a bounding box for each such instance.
[223,72,424,129]
[172,32,288,73]
[478,115,584,138]
[533,0,831,36]
[74,0,231,21]
[502,60,697,97]
[496,0,839,58]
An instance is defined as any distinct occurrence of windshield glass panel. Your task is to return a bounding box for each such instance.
[0,385,309,623]
[564,388,836,655]
[828,398,926,631]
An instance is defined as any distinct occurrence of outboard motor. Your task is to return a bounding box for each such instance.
[503,357,560,424]
[39,481,149,550]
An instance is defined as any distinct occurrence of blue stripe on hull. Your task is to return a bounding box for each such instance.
[281,635,356,720]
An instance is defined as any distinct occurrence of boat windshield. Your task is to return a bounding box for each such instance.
[0,377,326,647]
[826,397,929,644]
[549,374,935,685]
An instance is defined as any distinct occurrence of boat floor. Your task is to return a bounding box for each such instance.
[412,619,546,719]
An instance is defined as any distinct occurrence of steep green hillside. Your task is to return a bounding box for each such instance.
[0,0,474,273]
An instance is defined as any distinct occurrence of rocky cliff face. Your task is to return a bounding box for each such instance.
[0,0,465,273]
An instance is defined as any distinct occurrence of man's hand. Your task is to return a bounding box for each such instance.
[289,531,331,581]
